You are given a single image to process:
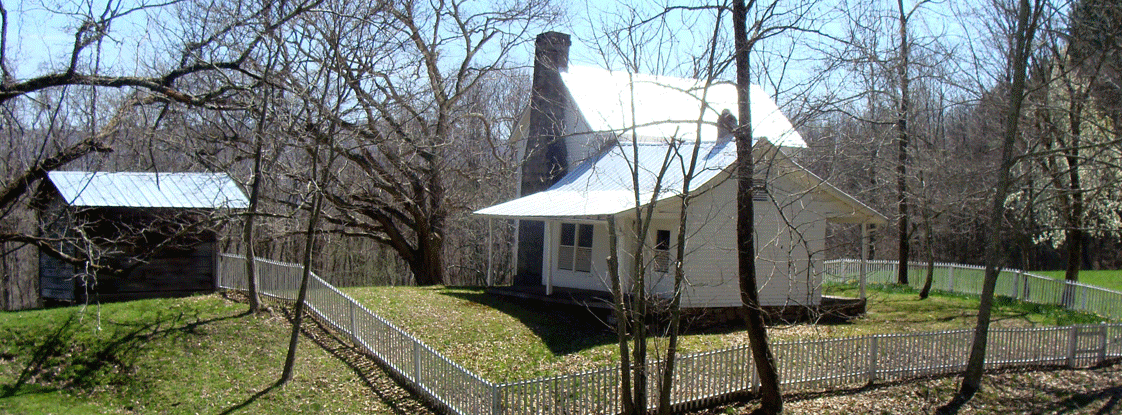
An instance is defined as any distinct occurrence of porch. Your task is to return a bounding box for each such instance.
[485,285,617,310]
[485,284,868,323]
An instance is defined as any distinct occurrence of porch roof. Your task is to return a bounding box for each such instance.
[475,139,737,219]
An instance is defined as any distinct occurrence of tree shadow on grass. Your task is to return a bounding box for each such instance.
[244,306,438,415]
[1040,364,1122,415]
[2,304,250,400]
[218,380,282,415]
[1043,386,1122,415]
[437,288,618,356]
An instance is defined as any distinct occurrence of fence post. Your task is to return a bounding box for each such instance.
[491,383,502,415]
[1067,326,1079,368]
[1010,271,1020,299]
[948,265,955,292]
[414,341,423,382]
[349,300,356,339]
[1097,324,1108,364]
[867,336,878,384]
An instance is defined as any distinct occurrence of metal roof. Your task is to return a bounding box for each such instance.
[476,140,736,218]
[475,140,887,224]
[476,67,882,222]
[47,171,249,209]
[560,66,807,148]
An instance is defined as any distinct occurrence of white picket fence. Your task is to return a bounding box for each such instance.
[218,254,1122,415]
[823,259,1122,321]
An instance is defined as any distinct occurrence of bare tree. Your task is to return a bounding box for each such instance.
[1013,0,1122,304]
[944,0,1046,408]
[280,124,334,385]
[733,0,781,412]
[288,0,556,286]
[0,0,321,306]
[892,0,921,286]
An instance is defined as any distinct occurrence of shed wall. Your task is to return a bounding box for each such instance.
[36,191,221,302]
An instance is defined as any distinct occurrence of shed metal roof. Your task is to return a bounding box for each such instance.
[47,171,249,209]
[560,66,807,147]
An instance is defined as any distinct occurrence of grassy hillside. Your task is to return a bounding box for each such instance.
[0,294,429,415]
[1033,270,1122,292]
[346,284,1104,382]
[0,289,1115,414]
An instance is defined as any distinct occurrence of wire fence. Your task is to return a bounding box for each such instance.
[823,259,1122,320]
[218,254,1122,415]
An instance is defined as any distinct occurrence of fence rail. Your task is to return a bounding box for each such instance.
[218,254,1122,415]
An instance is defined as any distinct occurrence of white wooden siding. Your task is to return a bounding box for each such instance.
[563,95,608,168]
[681,173,826,308]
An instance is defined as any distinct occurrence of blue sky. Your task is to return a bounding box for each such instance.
[10,0,171,79]
[10,0,991,113]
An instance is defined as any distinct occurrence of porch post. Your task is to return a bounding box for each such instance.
[486,218,494,287]
[546,220,555,296]
[860,222,868,300]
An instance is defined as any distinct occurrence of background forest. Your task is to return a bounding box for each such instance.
[0,0,1119,311]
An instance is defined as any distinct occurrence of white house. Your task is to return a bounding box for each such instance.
[474,32,886,310]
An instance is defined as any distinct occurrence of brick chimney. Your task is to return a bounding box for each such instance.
[521,31,571,196]
[516,31,571,286]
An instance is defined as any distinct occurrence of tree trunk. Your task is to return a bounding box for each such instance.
[733,1,782,413]
[919,204,935,299]
[949,0,1041,406]
[1062,228,1083,306]
[1,248,10,310]
[631,221,648,414]
[1062,95,1085,306]
[657,65,715,411]
[409,229,445,286]
[895,0,911,286]
[280,189,323,385]
[657,222,685,414]
[243,140,264,312]
[606,216,635,415]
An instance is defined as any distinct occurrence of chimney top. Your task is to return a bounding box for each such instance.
[536,31,571,46]
[535,32,571,73]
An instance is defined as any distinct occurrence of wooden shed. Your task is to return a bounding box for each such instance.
[36,171,248,303]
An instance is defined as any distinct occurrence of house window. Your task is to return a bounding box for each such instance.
[558,223,594,272]
[753,185,768,201]
[654,230,670,273]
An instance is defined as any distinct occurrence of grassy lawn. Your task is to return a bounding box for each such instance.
[346,284,1104,382]
[1032,270,1122,292]
[1,291,1111,414]
[0,294,427,415]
